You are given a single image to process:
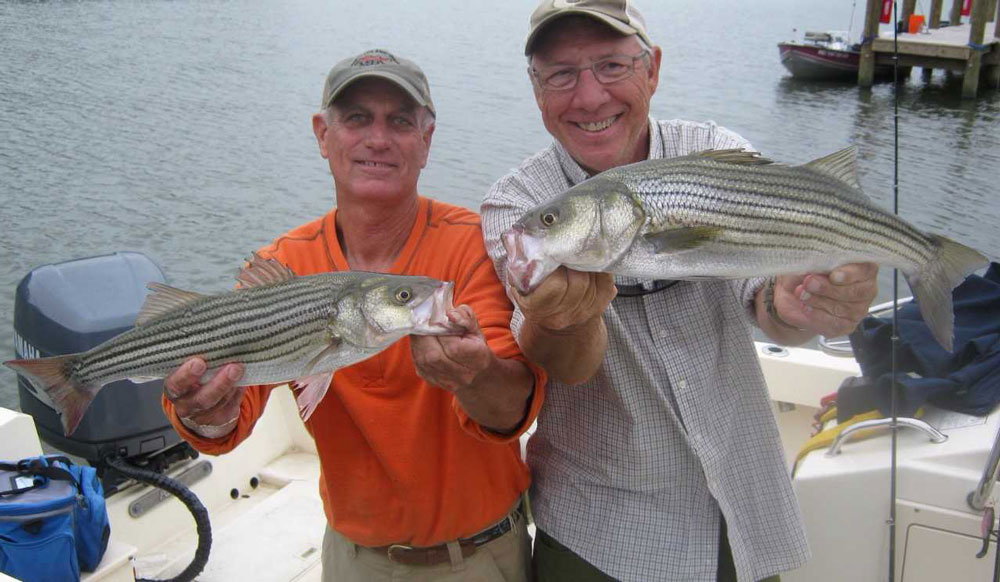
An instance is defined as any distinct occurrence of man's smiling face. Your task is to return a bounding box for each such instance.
[317,78,433,204]
[530,18,661,175]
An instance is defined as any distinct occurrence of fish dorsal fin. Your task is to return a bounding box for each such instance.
[235,252,296,288]
[137,283,207,325]
[687,148,775,166]
[802,146,860,189]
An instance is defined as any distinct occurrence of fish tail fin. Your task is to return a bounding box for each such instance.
[289,372,334,422]
[3,355,97,435]
[905,234,989,352]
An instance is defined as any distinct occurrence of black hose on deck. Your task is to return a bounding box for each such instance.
[104,455,212,582]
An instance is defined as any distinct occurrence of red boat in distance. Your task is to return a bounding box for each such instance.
[778,30,894,81]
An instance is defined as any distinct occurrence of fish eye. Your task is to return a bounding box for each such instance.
[394,287,413,303]
[540,208,559,227]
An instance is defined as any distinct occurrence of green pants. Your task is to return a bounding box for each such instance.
[717,518,780,582]
[532,526,781,582]
[532,528,618,582]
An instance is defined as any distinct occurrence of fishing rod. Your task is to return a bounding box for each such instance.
[885,9,997,578]
[888,1,900,580]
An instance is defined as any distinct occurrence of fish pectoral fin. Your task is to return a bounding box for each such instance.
[643,226,722,254]
[235,252,296,289]
[290,372,334,422]
[137,283,208,326]
[802,146,861,190]
[304,338,342,375]
[687,148,775,166]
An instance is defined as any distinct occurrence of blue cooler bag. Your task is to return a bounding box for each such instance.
[0,456,110,581]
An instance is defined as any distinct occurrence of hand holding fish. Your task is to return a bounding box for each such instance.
[507,267,617,332]
[411,305,492,391]
[766,263,879,341]
[164,358,246,439]
[411,304,535,433]
[502,267,616,386]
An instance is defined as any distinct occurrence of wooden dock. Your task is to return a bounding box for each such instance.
[859,0,1000,97]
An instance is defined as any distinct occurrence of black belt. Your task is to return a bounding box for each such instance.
[370,501,523,566]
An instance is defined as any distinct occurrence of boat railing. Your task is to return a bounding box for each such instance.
[825,417,948,456]
[968,420,1000,511]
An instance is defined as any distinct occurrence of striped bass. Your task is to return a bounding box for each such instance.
[503,147,988,351]
[4,254,461,435]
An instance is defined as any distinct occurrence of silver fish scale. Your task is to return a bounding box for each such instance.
[74,272,372,386]
[606,158,937,279]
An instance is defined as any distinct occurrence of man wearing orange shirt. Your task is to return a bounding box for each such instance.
[159,49,545,582]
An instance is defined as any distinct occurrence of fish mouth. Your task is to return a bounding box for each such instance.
[410,282,462,334]
[502,226,557,295]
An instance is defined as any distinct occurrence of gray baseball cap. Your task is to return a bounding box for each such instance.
[525,0,652,55]
[320,49,435,116]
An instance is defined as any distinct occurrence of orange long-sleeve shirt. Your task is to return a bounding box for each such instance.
[163,197,545,547]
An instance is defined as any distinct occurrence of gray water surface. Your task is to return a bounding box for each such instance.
[2,0,998,410]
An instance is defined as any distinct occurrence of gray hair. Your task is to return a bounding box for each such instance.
[635,35,653,54]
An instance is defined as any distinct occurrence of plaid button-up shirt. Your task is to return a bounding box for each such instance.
[481,118,810,582]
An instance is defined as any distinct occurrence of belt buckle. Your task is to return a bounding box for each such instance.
[387,544,413,562]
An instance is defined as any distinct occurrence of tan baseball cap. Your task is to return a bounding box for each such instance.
[525,0,652,55]
[320,49,435,116]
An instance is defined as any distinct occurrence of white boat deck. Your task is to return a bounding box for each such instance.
[146,463,325,581]
[101,387,327,582]
[4,342,999,581]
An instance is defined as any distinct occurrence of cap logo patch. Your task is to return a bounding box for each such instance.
[553,0,582,6]
[352,49,398,68]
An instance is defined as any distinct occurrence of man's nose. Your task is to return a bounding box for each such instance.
[570,69,610,111]
[364,120,391,148]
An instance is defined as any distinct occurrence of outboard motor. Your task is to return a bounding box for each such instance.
[12,252,185,467]
[11,252,214,581]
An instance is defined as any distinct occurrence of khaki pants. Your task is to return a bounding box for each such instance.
[321,506,531,582]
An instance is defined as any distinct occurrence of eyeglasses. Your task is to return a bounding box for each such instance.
[529,51,650,91]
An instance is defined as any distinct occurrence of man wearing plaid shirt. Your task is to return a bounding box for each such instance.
[481,1,880,581]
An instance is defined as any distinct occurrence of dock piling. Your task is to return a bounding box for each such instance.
[859,0,883,87]
[963,0,990,97]
[950,0,963,26]
[995,0,1000,36]
[930,0,944,28]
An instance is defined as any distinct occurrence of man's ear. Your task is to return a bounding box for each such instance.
[647,46,663,95]
[312,113,329,158]
[528,65,545,104]
[419,121,435,168]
